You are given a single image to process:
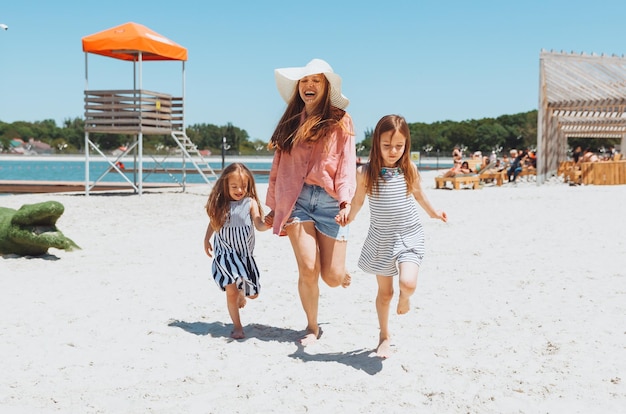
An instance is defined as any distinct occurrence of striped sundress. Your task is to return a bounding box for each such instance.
[358,168,425,277]
[211,197,261,296]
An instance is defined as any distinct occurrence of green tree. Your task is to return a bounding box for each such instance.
[62,117,85,151]
[475,122,508,154]
[186,123,224,152]
[357,110,539,157]
[32,119,61,142]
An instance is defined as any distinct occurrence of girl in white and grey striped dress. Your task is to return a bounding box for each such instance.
[204,163,269,339]
[341,115,447,358]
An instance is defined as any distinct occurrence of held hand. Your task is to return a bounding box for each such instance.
[334,204,351,227]
[264,210,275,227]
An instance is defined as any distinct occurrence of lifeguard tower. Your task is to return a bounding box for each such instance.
[81,22,217,195]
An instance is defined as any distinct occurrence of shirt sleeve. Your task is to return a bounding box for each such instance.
[334,114,357,204]
[266,149,281,209]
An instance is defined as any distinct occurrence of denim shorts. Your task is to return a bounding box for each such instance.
[288,184,349,241]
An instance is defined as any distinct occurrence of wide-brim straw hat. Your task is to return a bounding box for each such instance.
[274,58,349,110]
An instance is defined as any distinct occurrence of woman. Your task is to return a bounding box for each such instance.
[265,58,356,345]
[452,146,462,166]
[442,146,463,177]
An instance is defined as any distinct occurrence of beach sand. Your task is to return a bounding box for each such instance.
[1,170,624,413]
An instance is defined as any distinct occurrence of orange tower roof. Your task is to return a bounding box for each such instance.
[82,22,187,61]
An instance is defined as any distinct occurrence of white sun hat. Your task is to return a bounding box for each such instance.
[274,58,349,109]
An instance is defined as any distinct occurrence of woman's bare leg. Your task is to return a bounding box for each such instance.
[286,222,321,345]
[397,262,419,314]
[317,232,350,288]
[375,275,394,358]
[225,284,245,339]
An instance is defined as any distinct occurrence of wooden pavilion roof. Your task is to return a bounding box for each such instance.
[537,50,626,182]
[541,50,626,135]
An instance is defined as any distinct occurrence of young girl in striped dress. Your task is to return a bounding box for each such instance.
[204,163,269,339]
[340,115,447,358]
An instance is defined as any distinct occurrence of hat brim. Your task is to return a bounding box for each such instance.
[274,59,349,110]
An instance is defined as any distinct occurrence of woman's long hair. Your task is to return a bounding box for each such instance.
[365,114,419,196]
[269,76,347,152]
[205,163,263,231]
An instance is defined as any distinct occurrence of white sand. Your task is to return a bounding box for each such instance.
[1,171,624,413]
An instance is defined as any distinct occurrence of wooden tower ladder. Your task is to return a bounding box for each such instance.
[171,131,219,187]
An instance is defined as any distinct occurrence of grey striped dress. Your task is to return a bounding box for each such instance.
[358,169,425,277]
[212,197,260,296]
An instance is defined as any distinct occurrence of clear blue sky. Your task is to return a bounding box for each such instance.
[2,1,626,144]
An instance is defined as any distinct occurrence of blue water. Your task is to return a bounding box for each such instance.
[0,158,273,184]
[0,157,452,186]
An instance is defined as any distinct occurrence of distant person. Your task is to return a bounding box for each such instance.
[527,150,537,169]
[479,155,491,172]
[502,154,510,169]
[572,145,583,164]
[484,158,504,174]
[204,163,269,339]
[340,115,447,358]
[459,161,473,174]
[442,160,473,177]
[508,149,527,182]
[442,163,464,177]
[607,145,617,160]
[582,148,599,163]
[452,146,462,168]
[442,146,463,177]
[442,164,460,177]
[452,146,462,164]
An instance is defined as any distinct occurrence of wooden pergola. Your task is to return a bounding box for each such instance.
[537,50,626,184]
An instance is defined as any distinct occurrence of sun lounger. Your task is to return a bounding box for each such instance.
[435,174,480,189]
[479,170,506,186]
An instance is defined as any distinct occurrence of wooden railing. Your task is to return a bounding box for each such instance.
[562,160,626,185]
[580,161,626,185]
[84,89,183,134]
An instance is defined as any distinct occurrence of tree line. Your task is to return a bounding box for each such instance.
[356,110,538,157]
[1,111,620,158]
[0,118,272,157]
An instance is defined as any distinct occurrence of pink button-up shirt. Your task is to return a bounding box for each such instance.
[266,113,356,235]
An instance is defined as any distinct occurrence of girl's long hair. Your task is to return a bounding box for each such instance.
[205,163,263,231]
[269,76,347,152]
[365,114,419,196]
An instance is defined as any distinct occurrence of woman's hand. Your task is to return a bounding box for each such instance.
[335,203,351,226]
[264,210,275,227]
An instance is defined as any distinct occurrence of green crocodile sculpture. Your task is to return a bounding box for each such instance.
[0,201,79,256]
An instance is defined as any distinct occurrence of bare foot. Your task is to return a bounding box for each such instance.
[299,327,322,346]
[238,291,247,309]
[376,338,392,358]
[341,273,351,288]
[230,327,245,340]
[397,294,410,314]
